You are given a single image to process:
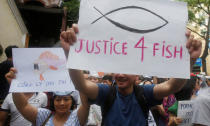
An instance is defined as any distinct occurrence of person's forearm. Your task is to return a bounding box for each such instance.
[12,93,28,111]
[0,122,4,126]
[154,78,186,100]
[69,69,98,100]
[69,69,86,92]
[78,93,90,126]
[167,78,186,93]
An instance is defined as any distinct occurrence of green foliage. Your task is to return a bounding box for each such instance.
[178,0,210,72]
[63,0,80,26]
[178,0,209,36]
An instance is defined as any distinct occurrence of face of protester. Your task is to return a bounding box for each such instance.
[102,80,112,86]
[89,76,99,83]
[54,96,72,114]
[195,79,200,91]
[83,74,89,80]
[114,74,135,89]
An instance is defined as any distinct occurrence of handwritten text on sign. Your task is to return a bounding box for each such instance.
[67,0,189,78]
[10,48,75,92]
[75,37,183,62]
[177,101,194,126]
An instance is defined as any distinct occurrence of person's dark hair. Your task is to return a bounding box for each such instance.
[5,45,18,58]
[156,78,167,84]
[83,70,90,74]
[102,75,113,82]
[49,95,77,111]
[175,76,197,101]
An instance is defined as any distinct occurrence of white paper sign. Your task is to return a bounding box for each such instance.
[177,100,194,126]
[148,110,157,126]
[67,0,189,78]
[10,48,75,92]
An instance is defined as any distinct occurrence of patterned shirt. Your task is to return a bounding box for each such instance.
[162,95,176,124]
[36,108,80,126]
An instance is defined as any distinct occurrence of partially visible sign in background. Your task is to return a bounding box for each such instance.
[177,100,193,126]
[67,0,190,78]
[10,48,75,92]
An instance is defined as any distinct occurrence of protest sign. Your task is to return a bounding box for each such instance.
[177,100,194,126]
[67,0,189,78]
[148,110,157,126]
[10,48,75,92]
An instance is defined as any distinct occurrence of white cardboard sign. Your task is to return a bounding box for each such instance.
[67,0,189,78]
[177,100,194,126]
[10,48,75,92]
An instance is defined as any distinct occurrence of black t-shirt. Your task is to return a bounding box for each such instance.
[0,60,13,100]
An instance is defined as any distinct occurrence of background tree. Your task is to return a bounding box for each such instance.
[63,0,80,26]
[179,0,210,72]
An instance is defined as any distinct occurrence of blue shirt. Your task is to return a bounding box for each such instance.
[93,84,162,126]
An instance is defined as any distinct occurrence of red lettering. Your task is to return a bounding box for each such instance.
[110,37,114,55]
[103,40,109,54]
[122,42,128,55]
[166,45,172,58]
[174,46,183,59]
[113,42,121,54]
[134,37,147,62]
[162,41,165,57]
[76,38,129,56]
[86,40,94,53]
[75,39,84,53]
[95,40,101,54]
[153,43,159,56]
[110,41,113,55]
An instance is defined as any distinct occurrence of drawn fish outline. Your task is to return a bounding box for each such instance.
[91,6,169,34]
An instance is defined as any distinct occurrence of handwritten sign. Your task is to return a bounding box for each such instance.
[10,48,75,92]
[67,0,189,78]
[148,110,157,126]
[177,100,194,126]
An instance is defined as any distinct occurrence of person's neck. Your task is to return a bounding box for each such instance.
[118,86,133,96]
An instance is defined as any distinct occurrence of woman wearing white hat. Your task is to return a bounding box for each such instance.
[6,68,90,126]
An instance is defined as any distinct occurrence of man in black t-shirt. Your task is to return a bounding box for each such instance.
[0,45,18,102]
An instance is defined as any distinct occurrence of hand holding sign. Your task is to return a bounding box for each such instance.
[5,67,17,84]
[60,24,79,55]
[185,31,202,59]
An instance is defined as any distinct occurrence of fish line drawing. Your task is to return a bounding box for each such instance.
[91,6,168,34]
[34,51,66,81]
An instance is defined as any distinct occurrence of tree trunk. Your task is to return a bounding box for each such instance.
[201,16,210,73]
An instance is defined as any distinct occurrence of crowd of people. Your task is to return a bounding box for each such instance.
[0,23,209,126]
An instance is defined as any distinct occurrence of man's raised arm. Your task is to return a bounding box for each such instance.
[60,24,99,100]
[153,31,202,100]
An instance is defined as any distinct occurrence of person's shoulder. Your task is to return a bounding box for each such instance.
[1,93,13,109]
[97,83,110,87]
[37,108,51,115]
[0,60,13,73]
[0,60,12,66]
[141,84,155,90]
[4,93,13,101]
[97,83,112,91]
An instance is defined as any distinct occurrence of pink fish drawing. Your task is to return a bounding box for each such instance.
[34,51,65,81]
